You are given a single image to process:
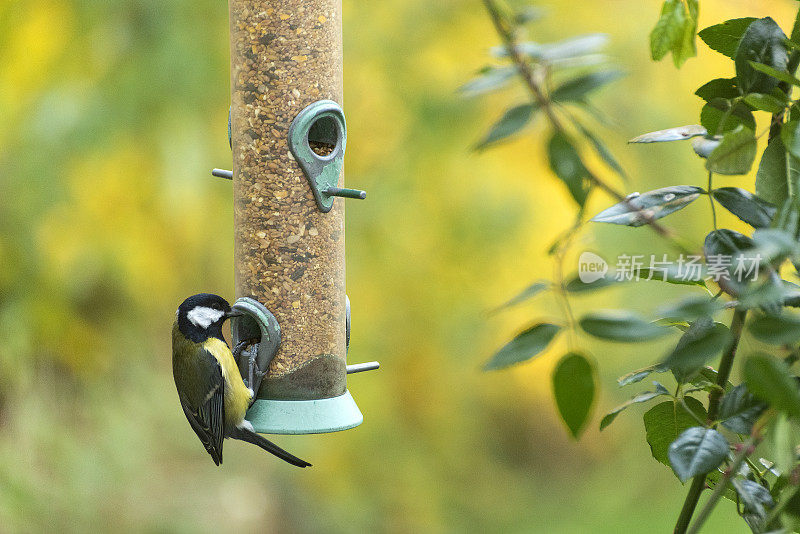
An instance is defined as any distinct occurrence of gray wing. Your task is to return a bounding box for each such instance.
[178,349,225,466]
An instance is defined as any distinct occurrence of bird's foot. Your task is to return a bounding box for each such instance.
[232,337,260,363]
[247,346,268,407]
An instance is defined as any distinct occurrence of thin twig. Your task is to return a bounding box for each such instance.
[707,171,718,232]
[482,0,689,253]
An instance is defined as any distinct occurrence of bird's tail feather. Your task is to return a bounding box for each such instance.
[230,427,311,468]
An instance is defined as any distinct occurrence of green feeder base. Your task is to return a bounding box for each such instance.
[245,390,363,435]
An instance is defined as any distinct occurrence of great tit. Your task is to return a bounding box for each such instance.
[172,293,311,468]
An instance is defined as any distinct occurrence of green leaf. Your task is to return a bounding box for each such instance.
[703,228,762,298]
[547,131,590,206]
[705,472,740,504]
[743,92,789,113]
[657,296,725,322]
[792,8,800,43]
[668,426,729,483]
[731,479,774,520]
[550,70,624,102]
[735,17,788,94]
[782,119,800,160]
[704,228,754,257]
[748,312,800,345]
[752,227,799,263]
[475,103,537,150]
[662,317,731,383]
[700,102,755,135]
[719,384,767,434]
[637,263,708,286]
[743,353,800,418]
[564,273,620,292]
[650,0,698,68]
[459,65,516,97]
[600,386,669,431]
[747,61,800,88]
[574,122,627,179]
[629,124,706,143]
[705,126,757,175]
[617,364,667,387]
[756,137,789,206]
[492,281,549,311]
[644,398,708,466]
[771,414,798,474]
[691,137,720,158]
[737,273,788,312]
[590,186,703,227]
[784,280,800,308]
[553,353,595,438]
[492,34,609,61]
[483,323,562,371]
[695,366,733,390]
[698,17,757,58]
[579,310,669,342]
[711,187,777,228]
[695,78,740,102]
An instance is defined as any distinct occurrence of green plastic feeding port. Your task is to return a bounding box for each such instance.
[289,100,366,213]
[230,298,364,435]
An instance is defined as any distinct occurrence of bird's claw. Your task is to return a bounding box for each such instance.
[247,343,269,405]
[232,338,258,364]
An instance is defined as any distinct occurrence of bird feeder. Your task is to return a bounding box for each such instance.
[220,0,375,434]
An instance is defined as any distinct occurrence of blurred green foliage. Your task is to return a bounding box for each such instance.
[3,0,796,532]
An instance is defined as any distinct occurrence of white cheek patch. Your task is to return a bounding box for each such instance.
[187,306,225,329]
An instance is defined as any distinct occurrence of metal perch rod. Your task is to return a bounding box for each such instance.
[212,168,233,179]
[346,362,380,374]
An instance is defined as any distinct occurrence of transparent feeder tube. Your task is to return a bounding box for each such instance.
[229,0,346,401]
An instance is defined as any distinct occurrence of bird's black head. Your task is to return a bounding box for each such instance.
[176,293,232,343]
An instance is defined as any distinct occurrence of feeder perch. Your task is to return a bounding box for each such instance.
[226,0,374,434]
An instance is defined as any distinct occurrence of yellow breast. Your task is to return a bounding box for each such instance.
[202,337,253,426]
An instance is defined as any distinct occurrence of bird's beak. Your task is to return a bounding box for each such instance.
[226,310,244,318]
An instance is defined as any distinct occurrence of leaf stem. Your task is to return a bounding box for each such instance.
[552,212,582,347]
[482,0,689,253]
[743,456,767,485]
[707,171,718,232]
[673,308,747,533]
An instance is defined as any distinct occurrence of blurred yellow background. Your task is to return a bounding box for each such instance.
[1,0,798,532]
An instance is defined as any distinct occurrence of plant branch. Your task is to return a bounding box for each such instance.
[673,308,748,534]
[708,309,746,421]
[482,0,689,253]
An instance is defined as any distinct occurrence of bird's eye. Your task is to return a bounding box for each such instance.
[211,303,220,310]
